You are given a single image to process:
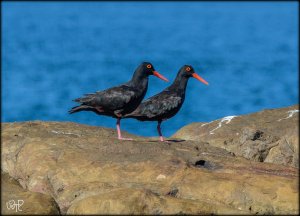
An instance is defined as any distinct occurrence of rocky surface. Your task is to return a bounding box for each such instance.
[173,104,299,168]
[2,172,60,215]
[1,105,299,214]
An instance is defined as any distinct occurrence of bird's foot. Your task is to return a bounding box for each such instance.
[159,136,170,143]
[118,137,133,141]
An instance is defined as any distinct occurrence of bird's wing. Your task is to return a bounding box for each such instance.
[130,92,182,118]
[74,84,136,110]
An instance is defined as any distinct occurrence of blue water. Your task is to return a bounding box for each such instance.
[2,2,299,137]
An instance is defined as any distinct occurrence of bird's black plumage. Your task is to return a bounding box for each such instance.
[125,91,184,121]
[70,62,157,117]
[69,62,169,140]
[125,65,208,141]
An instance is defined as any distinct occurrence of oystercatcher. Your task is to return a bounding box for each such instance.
[69,62,169,140]
[125,65,208,141]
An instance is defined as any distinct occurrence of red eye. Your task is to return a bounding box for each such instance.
[147,64,152,69]
[186,67,191,72]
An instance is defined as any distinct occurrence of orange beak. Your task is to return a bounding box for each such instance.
[192,73,209,85]
[153,71,169,82]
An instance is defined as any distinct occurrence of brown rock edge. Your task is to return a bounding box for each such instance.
[1,105,299,214]
[173,104,299,168]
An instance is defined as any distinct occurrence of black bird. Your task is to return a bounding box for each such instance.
[125,65,208,141]
[69,62,169,140]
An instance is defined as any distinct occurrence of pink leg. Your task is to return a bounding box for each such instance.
[157,121,165,142]
[116,118,133,140]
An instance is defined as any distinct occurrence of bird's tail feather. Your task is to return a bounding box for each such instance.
[73,93,95,103]
[68,105,94,114]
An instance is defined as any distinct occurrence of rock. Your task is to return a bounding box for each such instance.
[1,172,60,215]
[67,188,238,215]
[1,119,299,214]
[172,105,299,168]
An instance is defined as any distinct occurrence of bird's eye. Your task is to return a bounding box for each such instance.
[186,67,191,72]
[147,64,152,69]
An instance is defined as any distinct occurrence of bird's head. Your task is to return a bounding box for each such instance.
[140,62,169,82]
[180,65,208,85]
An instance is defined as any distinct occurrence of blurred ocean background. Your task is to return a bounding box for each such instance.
[2,2,298,137]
